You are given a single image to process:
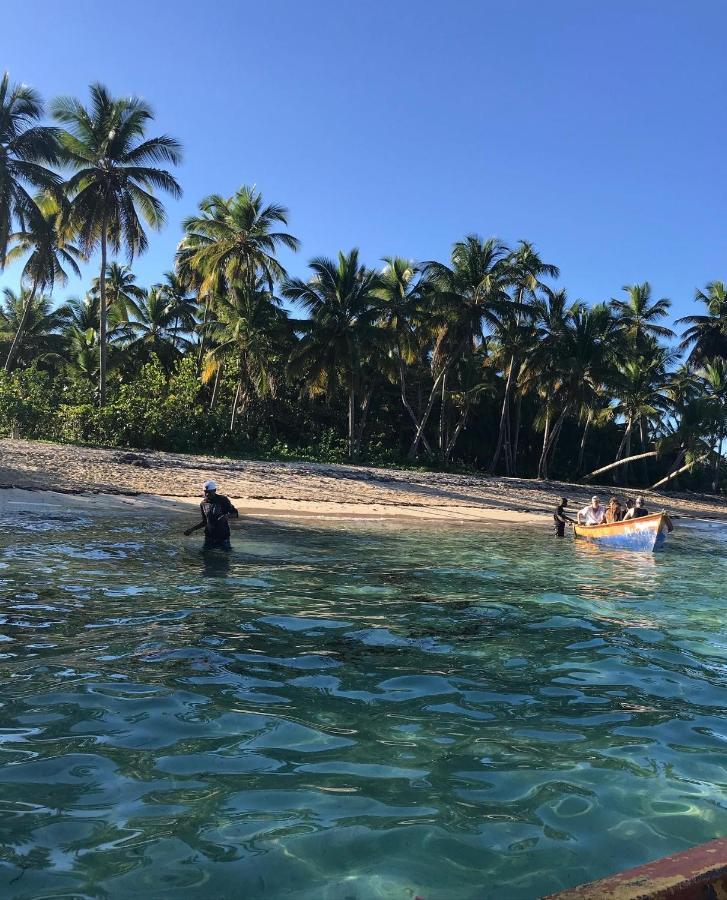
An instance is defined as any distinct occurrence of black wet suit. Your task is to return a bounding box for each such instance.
[200,493,238,550]
[553,503,571,537]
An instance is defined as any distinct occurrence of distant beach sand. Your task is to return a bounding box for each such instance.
[1,437,726,526]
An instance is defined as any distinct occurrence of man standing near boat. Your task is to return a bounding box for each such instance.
[553,498,576,537]
[184,480,239,550]
[577,496,606,526]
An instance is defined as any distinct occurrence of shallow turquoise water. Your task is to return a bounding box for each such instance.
[0,515,725,899]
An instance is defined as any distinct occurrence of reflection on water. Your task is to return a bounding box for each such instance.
[0,516,725,899]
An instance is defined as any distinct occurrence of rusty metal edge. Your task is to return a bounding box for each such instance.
[542,837,727,899]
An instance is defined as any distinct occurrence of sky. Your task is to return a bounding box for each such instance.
[2,0,726,326]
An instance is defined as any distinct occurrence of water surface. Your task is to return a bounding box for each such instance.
[0,515,725,899]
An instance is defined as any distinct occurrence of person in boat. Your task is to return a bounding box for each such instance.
[577,496,606,526]
[604,496,623,524]
[622,495,649,520]
[553,498,576,537]
[184,480,239,550]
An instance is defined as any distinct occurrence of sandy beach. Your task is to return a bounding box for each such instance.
[1,437,726,526]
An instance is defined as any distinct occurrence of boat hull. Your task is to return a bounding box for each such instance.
[573,512,670,551]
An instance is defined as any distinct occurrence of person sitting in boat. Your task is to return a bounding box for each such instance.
[604,496,623,524]
[553,497,576,537]
[184,480,239,550]
[622,495,649,520]
[577,496,606,526]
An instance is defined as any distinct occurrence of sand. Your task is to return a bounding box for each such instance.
[1,437,726,526]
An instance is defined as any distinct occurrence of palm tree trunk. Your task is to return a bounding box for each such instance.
[651,452,709,490]
[354,386,373,460]
[398,357,433,455]
[577,411,592,474]
[3,281,39,372]
[583,450,658,481]
[542,406,569,478]
[348,386,356,460]
[196,294,211,376]
[445,404,469,462]
[229,381,241,432]
[438,369,448,454]
[490,354,516,473]
[408,367,446,459]
[537,410,551,479]
[639,417,650,484]
[210,365,222,410]
[511,393,523,476]
[99,224,108,407]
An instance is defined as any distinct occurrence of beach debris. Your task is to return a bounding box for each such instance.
[114,452,151,468]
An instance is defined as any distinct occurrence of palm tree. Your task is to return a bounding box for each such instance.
[373,257,434,451]
[52,83,182,405]
[677,281,727,365]
[4,195,81,371]
[490,241,559,474]
[158,271,197,349]
[0,72,61,267]
[0,287,70,368]
[120,286,187,371]
[699,359,727,491]
[413,236,512,459]
[203,279,291,432]
[283,249,381,460]
[91,262,146,323]
[610,282,673,348]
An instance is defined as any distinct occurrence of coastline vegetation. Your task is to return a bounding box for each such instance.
[1,72,726,490]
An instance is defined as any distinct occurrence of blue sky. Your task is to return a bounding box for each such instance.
[2,0,726,325]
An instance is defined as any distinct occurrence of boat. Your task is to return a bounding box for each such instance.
[544,835,727,898]
[573,511,672,551]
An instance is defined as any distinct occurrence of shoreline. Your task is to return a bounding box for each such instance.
[2,437,727,527]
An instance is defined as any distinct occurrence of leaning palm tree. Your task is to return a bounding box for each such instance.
[52,83,182,405]
[0,287,70,369]
[4,195,82,371]
[677,281,727,365]
[0,72,61,267]
[283,249,381,460]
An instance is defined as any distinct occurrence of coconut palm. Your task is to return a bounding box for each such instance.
[373,257,434,448]
[3,196,82,371]
[120,286,188,370]
[677,281,727,365]
[177,186,299,294]
[158,271,197,349]
[412,236,512,458]
[203,279,291,432]
[91,262,146,323]
[52,83,182,405]
[0,73,61,267]
[490,241,559,474]
[283,249,381,460]
[0,287,70,368]
[610,282,673,348]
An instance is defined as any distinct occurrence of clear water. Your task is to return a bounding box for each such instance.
[0,514,725,900]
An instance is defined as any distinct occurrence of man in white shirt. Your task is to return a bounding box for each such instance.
[577,496,606,526]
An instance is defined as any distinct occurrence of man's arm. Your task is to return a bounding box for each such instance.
[224,496,239,518]
[184,519,205,536]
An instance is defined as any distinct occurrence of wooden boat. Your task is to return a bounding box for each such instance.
[544,835,727,898]
[573,511,671,551]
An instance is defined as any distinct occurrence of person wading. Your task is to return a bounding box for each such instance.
[184,480,239,550]
[553,497,576,537]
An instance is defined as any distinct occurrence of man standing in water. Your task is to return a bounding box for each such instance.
[553,497,576,537]
[184,480,239,550]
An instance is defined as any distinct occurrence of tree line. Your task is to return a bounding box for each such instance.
[1,72,726,490]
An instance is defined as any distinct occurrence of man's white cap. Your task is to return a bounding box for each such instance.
[591,496,599,502]
[203,480,217,492]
